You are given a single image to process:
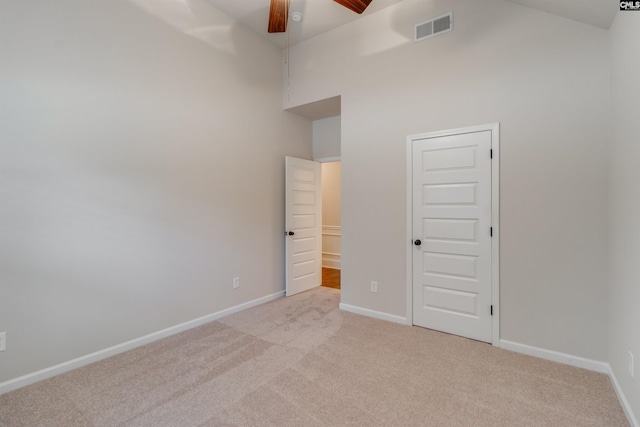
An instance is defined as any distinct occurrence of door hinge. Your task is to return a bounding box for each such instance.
[490,149,493,159]
[490,227,493,237]
[491,305,493,316]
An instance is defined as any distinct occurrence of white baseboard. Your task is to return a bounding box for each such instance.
[500,339,638,426]
[322,249,341,268]
[499,339,609,373]
[607,364,639,427]
[0,291,284,396]
[322,252,341,270]
[339,303,408,325]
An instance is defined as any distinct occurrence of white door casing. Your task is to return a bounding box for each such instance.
[285,157,322,296]
[407,124,499,344]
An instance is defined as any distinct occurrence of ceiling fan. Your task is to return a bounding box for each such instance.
[268,0,373,33]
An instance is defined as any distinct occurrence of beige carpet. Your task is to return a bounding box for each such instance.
[0,287,628,426]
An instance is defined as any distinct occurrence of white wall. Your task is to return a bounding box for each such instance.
[322,162,342,227]
[608,11,640,420]
[321,162,342,269]
[0,0,311,384]
[286,0,610,361]
[312,116,341,160]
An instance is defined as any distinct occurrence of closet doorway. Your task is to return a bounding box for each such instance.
[286,98,343,292]
[321,161,341,290]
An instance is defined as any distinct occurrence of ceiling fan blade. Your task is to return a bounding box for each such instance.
[333,0,373,14]
[268,0,289,33]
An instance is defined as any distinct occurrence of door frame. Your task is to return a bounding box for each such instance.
[405,123,500,346]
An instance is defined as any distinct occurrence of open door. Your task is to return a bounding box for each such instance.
[285,157,322,296]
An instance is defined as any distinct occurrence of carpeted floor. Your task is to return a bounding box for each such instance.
[0,287,629,426]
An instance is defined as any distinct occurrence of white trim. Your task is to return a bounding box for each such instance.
[406,123,500,346]
[322,252,341,269]
[489,123,500,346]
[0,291,284,396]
[339,303,408,325]
[314,156,341,163]
[501,339,639,427]
[608,365,640,427]
[322,225,342,236]
[406,135,414,328]
[321,225,341,269]
[322,262,340,269]
[499,339,609,373]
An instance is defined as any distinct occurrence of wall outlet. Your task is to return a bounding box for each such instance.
[370,281,378,293]
[233,277,240,289]
[629,351,635,378]
[0,332,6,352]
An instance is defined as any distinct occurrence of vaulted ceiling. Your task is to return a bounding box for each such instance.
[202,0,618,48]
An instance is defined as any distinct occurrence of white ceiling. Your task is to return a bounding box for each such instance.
[201,0,404,48]
[202,0,618,48]
[506,0,618,29]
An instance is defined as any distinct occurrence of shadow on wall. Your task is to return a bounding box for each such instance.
[127,0,279,88]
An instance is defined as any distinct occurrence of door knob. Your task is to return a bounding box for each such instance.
[288,231,295,236]
[414,239,421,246]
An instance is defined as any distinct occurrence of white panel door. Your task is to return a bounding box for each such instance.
[285,157,322,296]
[412,131,493,342]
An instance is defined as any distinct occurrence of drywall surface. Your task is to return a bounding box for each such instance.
[608,10,640,421]
[321,162,342,227]
[0,0,311,383]
[313,116,341,160]
[286,0,610,360]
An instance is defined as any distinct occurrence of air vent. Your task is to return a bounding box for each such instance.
[415,12,453,42]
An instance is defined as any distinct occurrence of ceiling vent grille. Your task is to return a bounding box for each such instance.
[415,12,453,42]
